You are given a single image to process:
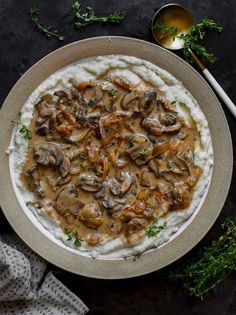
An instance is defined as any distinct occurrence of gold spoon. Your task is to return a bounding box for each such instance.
[151,3,236,118]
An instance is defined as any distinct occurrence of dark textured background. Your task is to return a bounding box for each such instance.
[0,0,235,314]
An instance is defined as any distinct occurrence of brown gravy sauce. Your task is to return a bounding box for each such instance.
[20,76,202,246]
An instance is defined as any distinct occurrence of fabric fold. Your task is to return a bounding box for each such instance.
[0,233,89,315]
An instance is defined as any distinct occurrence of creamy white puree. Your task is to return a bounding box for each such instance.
[9,55,213,259]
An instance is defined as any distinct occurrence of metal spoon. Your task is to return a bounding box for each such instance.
[151,3,236,118]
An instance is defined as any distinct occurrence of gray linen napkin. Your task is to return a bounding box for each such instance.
[0,232,89,315]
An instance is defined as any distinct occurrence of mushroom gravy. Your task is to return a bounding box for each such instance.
[11,55,213,258]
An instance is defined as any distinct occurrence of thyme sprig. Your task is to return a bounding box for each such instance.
[169,218,236,299]
[11,111,32,140]
[154,18,223,64]
[72,1,126,30]
[29,4,64,41]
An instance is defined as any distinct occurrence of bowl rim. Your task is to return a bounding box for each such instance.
[0,36,232,279]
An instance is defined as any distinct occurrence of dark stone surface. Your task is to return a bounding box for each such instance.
[0,0,235,314]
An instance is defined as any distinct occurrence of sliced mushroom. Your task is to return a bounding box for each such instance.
[99,111,132,139]
[54,90,68,98]
[153,141,170,156]
[142,115,181,136]
[148,159,159,176]
[101,196,115,209]
[164,122,181,133]
[140,169,151,187]
[36,99,53,117]
[75,101,88,122]
[106,196,127,215]
[108,220,123,237]
[120,172,133,194]
[121,90,141,111]
[171,181,191,209]
[139,89,156,116]
[47,174,72,188]
[27,165,45,198]
[76,174,102,192]
[168,156,188,176]
[159,112,177,126]
[162,99,176,112]
[65,130,91,144]
[126,134,153,165]
[108,178,121,195]
[79,203,103,228]
[142,116,165,136]
[33,142,63,166]
[113,77,133,90]
[86,112,102,124]
[93,183,106,199]
[36,119,50,136]
[54,185,84,216]
[59,156,71,178]
[125,218,147,244]
[54,90,70,106]
[101,93,116,113]
[57,174,72,186]
[88,85,104,106]
[66,148,83,161]
[86,232,104,246]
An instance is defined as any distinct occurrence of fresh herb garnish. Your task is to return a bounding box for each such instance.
[108,88,118,97]
[105,77,112,82]
[72,1,126,30]
[139,149,148,157]
[171,99,178,106]
[79,152,88,160]
[64,228,75,241]
[146,219,167,237]
[64,228,81,247]
[111,139,118,145]
[154,18,223,64]
[133,252,142,261]
[154,21,178,37]
[146,194,153,201]
[169,218,236,299]
[27,143,35,149]
[11,111,32,140]
[29,4,64,41]
[26,201,42,209]
[74,238,82,247]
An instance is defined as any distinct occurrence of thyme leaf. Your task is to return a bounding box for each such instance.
[64,228,82,247]
[139,149,149,157]
[133,252,142,261]
[108,88,118,97]
[29,4,64,41]
[72,1,126,30]
[11,111,32,140]
[26,201,42,209]
[146,219,167,237]
[169,218,236,299]
[154,18,223,64]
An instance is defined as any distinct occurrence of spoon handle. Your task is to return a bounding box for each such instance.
[188,49,236,118]
[202,69,236,118]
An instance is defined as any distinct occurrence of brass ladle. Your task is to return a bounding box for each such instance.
[151,3,236,118]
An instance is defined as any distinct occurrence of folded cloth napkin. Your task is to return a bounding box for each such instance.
[0,232,89,315]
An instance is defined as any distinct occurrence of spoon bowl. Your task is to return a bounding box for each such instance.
[151,3,194,50]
